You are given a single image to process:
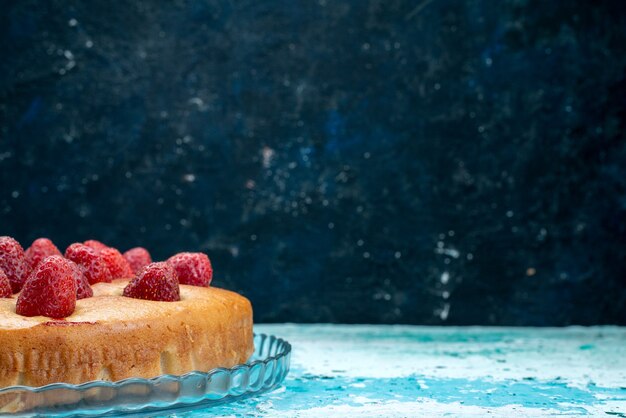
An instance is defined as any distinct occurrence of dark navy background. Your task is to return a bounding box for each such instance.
[1,0,625,325]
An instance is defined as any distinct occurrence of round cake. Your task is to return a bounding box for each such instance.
[0,236,254,396]
[0,279,253,388]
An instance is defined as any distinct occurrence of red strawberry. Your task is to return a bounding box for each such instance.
[16,255,77,318]
[25,238,62,270]
[123,262,180,301]
[65,243,112,284]
[0,236,31,293]
[67,260,93,299]
[0,269,11,298]
[84,240,109,252]
[167,252,213,287]
[123,247,152,274]
[100,247,133,278]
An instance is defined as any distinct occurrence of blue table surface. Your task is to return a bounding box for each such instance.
[176,324,626,417]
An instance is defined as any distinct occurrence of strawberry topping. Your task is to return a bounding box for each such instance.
[99,247,133,278]
[0,236,31,293]
[167,252,213,287]
[67,260,93,299]
[123,262,180,302]
[83,240,109,252]
[16,255,77,318]
[0,269,11,298]
[123,247,152,274]
[25,238,62,270]
[65,243,112,284]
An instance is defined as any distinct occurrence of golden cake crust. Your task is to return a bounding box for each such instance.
[0,280,254,388]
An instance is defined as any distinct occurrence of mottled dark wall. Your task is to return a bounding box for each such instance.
[1,0,625,325]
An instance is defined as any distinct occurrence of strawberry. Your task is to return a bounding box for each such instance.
[24,238,62,270]
[167,252,213,287]
[0,236,31,293]
[67,260,93,299]
[100,247,133,278]
[65,243,112,284]
[84,240,109,252]
[123,247,152,274]
[123,262,180,301]
[82,240,132,279]
[16,255,77,318]
[0,269,11,298]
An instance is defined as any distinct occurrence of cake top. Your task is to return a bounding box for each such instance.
[0,236,215,319]
[0,279,239,330]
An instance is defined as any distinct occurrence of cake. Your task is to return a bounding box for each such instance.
[0,237,254,389]
[0,280,253,387]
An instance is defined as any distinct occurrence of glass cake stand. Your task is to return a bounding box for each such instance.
[0,333,290,417]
